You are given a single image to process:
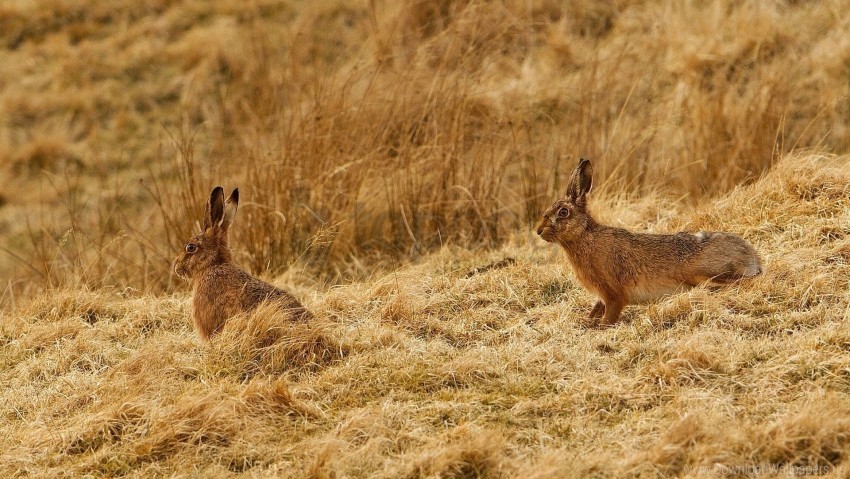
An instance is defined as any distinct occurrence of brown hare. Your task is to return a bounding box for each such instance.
[173,186,312,341]
[537,158,763,328]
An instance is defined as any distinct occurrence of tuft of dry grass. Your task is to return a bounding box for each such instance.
[208,302,348,380]
[2,153,849,477]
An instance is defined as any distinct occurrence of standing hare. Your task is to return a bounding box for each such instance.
[537,158,762,327]
[173,186,311,341]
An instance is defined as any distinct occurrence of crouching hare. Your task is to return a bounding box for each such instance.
[537,158,763,328]
[174,186,312,341]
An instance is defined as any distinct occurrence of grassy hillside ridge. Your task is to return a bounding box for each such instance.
[2,153,849,477]
[2,0,850,300]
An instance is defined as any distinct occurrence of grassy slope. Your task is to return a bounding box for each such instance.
[2,153,849,477]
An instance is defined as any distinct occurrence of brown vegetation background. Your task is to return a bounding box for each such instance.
[2,0,850,477]
[2,0,849,298]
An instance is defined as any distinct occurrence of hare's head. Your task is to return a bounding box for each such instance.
[537,158,594,244]
[173,186,239,280]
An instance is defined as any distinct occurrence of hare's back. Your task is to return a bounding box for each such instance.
[239,273,312,320]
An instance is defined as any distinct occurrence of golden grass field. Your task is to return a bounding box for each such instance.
[2,0,850,477]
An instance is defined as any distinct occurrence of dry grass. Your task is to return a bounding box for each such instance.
[2,0,850,298]
[2,1,850,476]
[2,153,849,477]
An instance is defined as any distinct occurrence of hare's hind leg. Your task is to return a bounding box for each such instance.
[695,233,763,283]
[697,257,762,284]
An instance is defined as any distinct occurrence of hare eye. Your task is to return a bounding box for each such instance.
[185,243,198,254]
[557,208,570,218]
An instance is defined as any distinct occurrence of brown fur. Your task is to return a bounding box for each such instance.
[537,159,763,327]
[173,187,311,341]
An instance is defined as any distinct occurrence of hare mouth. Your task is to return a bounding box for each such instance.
[173,264,190,280]
[538,227,554,242]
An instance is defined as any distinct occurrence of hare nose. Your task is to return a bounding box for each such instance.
[536,225,544,235]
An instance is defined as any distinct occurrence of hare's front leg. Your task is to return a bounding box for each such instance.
[597,298,625,328]
[580,300,605,328]
[588,301,605,319]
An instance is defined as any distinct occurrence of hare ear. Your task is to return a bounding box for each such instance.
[566,158,593,204]
[207,186,225,231]
[220,188,239,232]
[203,202,211,231]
